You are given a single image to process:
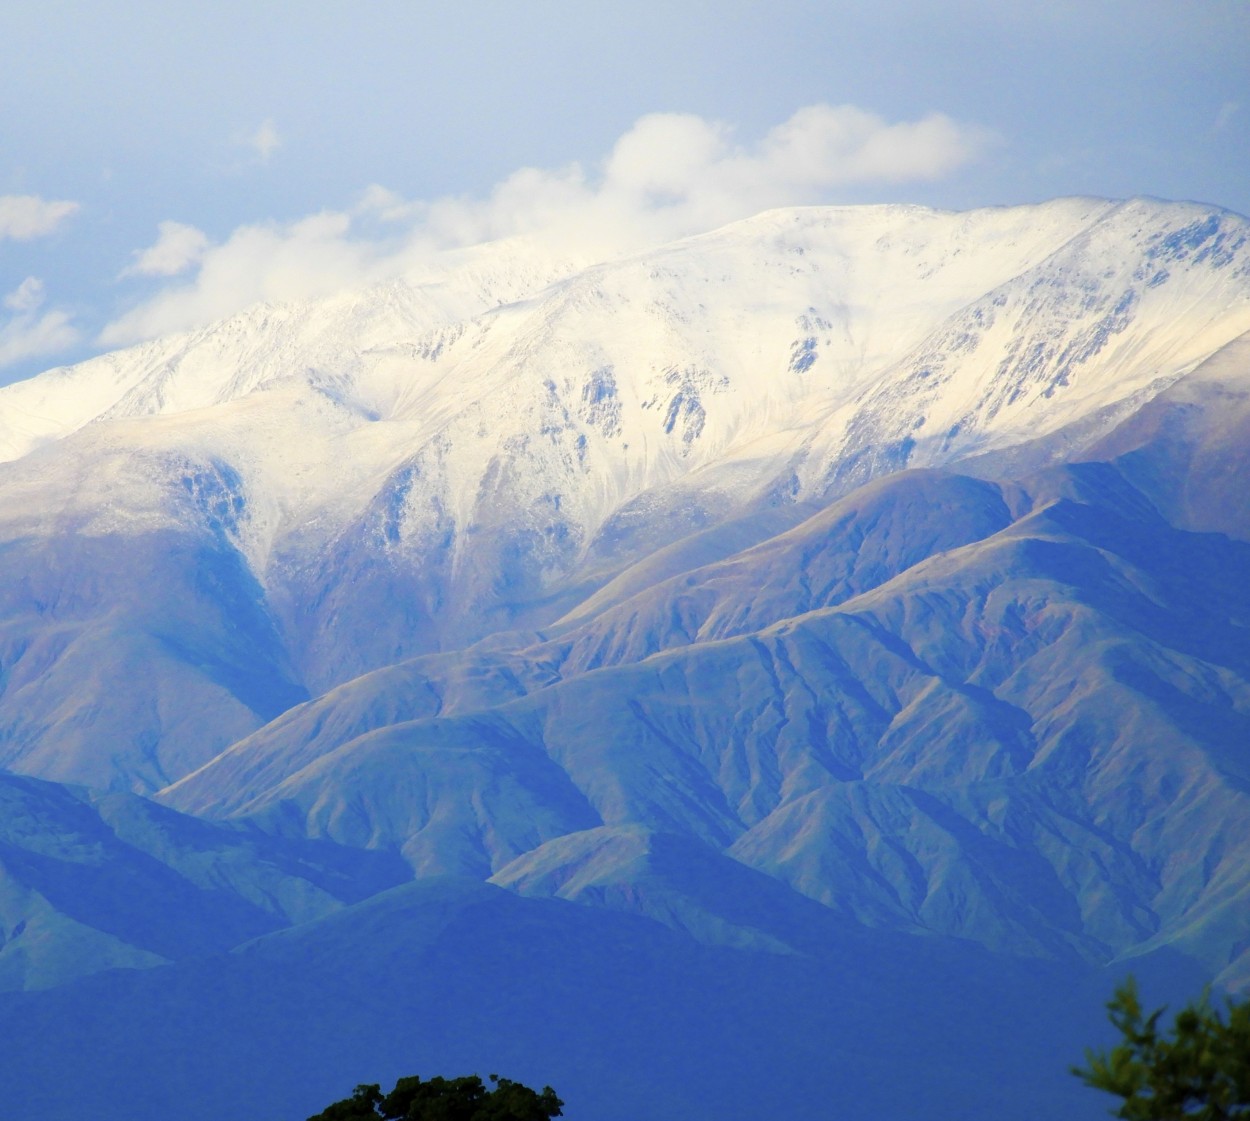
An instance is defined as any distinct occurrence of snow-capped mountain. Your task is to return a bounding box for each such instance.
[2,198,1247,784]
[0,197,1248,1121]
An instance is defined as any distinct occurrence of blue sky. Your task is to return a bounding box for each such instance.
[2,0,1247,385]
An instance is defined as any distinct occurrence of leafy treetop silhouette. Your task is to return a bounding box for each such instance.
[305,1072,563,1121]
[1073,977,1249,1120]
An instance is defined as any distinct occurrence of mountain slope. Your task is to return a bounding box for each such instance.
[0,771,407,991]
[0,875,1204,1121]
[161,459,1250,984]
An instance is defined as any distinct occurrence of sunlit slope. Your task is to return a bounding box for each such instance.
[162,458,1250,985]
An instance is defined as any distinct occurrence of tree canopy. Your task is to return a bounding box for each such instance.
[306,1072,563,1121]
[1074,977,1250,1120]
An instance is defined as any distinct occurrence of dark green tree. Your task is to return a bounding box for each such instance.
[306,1082,383,1121]
[307,1072,563,1121]
[1074,976,1250,1120]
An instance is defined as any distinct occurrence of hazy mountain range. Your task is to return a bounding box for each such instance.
[0,196,1247,1121]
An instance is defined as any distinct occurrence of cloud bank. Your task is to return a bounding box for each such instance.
[0,195,80,241]
[103,104,990,346]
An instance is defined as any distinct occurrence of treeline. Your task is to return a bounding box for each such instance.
[305,979,1249,1121]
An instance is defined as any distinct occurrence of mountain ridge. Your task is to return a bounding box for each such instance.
[1,196,1248,1120]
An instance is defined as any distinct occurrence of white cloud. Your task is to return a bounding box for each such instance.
[0,278,79,369]
[121,220,210,278]
[4,277,46,314]
[101,104,990,346]
[0,195,80,241]
[353,183,411,221]
[102,211,377,345]
[243,119,282,163]
[385,106,989,256]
